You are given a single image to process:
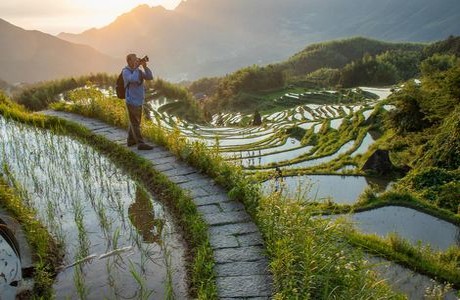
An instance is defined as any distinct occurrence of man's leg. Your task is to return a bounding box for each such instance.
[127,124,136,146]
[126,103,145,144]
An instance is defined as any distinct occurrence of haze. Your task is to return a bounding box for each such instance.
[0,0,183,35]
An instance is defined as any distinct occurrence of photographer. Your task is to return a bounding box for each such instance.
[122,53,154,150]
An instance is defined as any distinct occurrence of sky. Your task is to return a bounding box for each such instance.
[0,0,183,35]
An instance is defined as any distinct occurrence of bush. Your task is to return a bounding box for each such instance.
[398,168,460,213]
[409,168,457,189]
[437,182,460,213]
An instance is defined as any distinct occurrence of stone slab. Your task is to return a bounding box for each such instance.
[137,152,170,162]
[185,173,208,182]
[196,204,222,215]
[202,211,251,226]
[178,178,213,190]
[237,232,264,247]
[214,246,265,264]
[219,201,246,212]
[209,223,259,237]
[201,184,226,196]
[209,234,239,249]
[194,194,229,206]
[215,260,270,277]
[217,275,272,298]
[167,175,191,184]
[154,163,175,172]
[188,187,211,198]
[162,168,196,178]
[150,156,178,166]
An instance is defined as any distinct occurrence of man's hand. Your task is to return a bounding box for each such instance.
[141,61,147,68]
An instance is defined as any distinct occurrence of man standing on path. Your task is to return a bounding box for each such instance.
[123,53,154,150]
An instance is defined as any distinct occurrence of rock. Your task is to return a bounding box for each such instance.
[362,149,394,175]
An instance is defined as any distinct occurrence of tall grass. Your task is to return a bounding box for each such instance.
[258,192,403,299]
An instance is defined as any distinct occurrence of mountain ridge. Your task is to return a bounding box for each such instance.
[0,18,118,84]
[56,0,460,81]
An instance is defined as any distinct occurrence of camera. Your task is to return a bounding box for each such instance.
[138,55,149,64]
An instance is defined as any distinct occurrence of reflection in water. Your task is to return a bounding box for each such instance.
[343,206,460,250]
[262,175,391,205]
[128,186,164,244]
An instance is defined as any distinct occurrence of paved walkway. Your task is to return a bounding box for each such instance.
[41,110,273,299]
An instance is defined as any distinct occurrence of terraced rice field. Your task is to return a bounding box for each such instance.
[0,117,187,299]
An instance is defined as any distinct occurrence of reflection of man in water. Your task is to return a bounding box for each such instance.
[274,167,283,192]
[128,186,164,244]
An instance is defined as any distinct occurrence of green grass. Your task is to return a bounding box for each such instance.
[345,230,460,289]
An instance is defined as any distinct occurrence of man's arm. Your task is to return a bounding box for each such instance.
[122,68,141,87]
[142,66,154,80]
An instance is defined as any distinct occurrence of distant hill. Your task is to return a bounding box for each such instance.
[196,36,460,113]
[0,19,118,84]
[57,0,460,81]
[279,37,424,76]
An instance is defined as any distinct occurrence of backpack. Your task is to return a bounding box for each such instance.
[116,68,135,99]
[115,71,126,99]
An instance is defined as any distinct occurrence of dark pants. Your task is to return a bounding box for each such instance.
[126,103,145,144]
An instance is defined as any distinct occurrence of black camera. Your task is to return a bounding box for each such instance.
[138,55,149,64]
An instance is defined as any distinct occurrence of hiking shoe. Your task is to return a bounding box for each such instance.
[138,143,154,150]
[127,141,137,147]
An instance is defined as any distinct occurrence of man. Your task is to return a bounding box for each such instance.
[123,53,154,150]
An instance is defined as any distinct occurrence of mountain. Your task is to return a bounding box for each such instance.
[58,0,460,81]
[0,77,10,89]
[0,19,118,84]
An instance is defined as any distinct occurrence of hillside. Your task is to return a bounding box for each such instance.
[57,0,460,81]
[0,19,118,83]
[196,37,427,113]
[281,37,424,77]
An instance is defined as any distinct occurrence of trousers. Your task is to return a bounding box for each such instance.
[126,103,145,144]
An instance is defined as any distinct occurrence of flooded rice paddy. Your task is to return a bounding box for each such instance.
[0,117,187,299]
[346,206,460,250]
[261,175,391,205]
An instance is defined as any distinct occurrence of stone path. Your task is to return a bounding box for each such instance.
[41,110,273,299]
